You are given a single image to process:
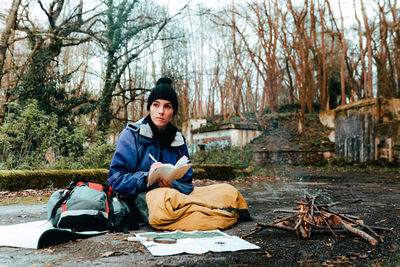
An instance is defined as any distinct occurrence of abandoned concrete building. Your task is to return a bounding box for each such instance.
[183,98,400,165]
[182,119,262,154]
[335,98,400,163]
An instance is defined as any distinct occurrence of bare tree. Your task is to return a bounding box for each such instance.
[316,1,328,110]
[96,0,188,131]
[283,0,316,113]
[389,0,400,97]
[0,0,21,123]
[0,0,102,127]
[374,0,399,98]
[360,0,374,98]
[339,0,347,104]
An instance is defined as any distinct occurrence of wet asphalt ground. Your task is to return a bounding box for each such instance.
[0,171,399,266]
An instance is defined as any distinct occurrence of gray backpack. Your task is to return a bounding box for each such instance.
[47,178,130,232]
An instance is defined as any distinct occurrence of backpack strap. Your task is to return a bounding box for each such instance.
[69,177,88,189]
[48,177,89,223]
[102,184,114,197]
[48,189,70,223]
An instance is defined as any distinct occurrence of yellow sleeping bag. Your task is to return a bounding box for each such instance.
[146,184,250,231]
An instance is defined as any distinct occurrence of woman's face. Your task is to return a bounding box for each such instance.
[149,99,174,131]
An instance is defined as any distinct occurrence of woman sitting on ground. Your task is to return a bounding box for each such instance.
[107,77,193,198]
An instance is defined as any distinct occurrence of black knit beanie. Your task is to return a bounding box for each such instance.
[147,77,178,115]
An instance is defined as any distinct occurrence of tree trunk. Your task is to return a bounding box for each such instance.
[339,0,347,105]
[361,0,373,98]
[98,55,116,132]
[0,0,21,124]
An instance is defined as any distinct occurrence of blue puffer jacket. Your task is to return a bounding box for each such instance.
[108,117,194,196]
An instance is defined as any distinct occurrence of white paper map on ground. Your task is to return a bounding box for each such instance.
[136,230,260,256]
[0,220,107,249]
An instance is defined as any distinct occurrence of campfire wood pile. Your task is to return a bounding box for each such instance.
[243,194,393,245]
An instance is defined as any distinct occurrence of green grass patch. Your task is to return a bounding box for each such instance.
[0,195,51,206]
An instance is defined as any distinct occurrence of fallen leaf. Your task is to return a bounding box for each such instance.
[44,248,54,254]
[332,260,351,264]
[100,251,129,258]
[265,250,272,258]
[101,251,116,258]
[326,243,333,247]
[353,239,360,243]
[359,254,368,258]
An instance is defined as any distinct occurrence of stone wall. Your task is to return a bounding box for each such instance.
[253,150,334,165]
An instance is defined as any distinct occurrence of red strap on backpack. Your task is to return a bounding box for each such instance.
[76,181,113,197]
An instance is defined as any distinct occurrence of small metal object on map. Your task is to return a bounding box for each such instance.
[153,237,177,244]
[127,236,177,244]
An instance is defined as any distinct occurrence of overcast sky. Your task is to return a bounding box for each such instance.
[159,0,377,27]
[1,0,377,29]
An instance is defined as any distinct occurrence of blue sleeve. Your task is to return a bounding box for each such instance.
[171,142,194,195]
[107,129,149,195]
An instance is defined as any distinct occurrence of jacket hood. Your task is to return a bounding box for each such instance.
[127,117,185,147]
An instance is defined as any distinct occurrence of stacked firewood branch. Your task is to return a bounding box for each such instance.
[243,194,393,246]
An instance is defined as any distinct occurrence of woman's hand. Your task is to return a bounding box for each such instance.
[149,162,172,188]
[148,162,162,180]
[157,177,172,188]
